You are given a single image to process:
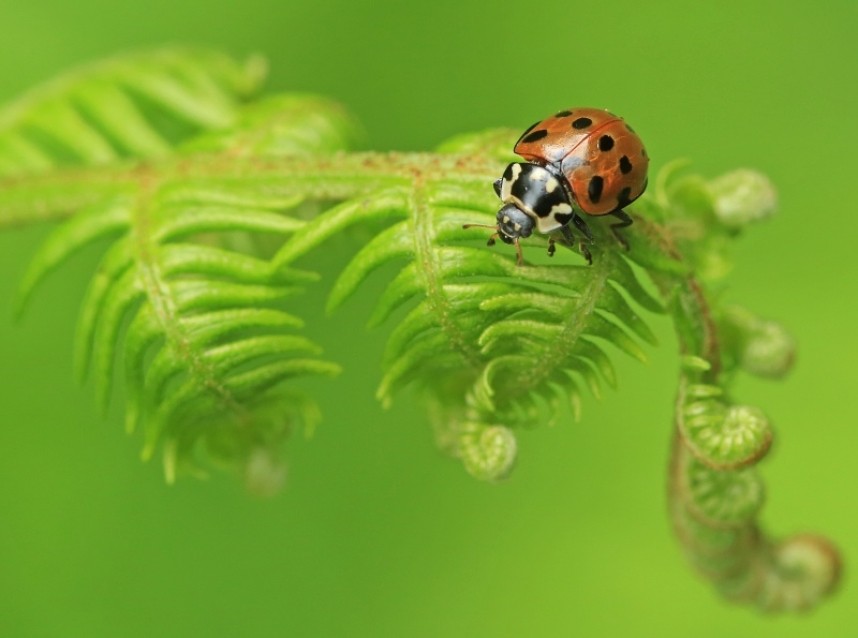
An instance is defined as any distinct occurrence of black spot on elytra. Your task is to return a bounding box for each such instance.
[617,186,632,208]
[555,110,573,118]
[619,155,633,174]
[517,121,541,145]
[572,117,592,130]
[598,135,614,152]
[521,128,549,144]
[588,175,604,203]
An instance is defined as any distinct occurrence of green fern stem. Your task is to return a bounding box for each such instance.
[639,216,842,611]
[0,152,499,229]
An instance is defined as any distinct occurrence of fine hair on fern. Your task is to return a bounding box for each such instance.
[0,46,841,611]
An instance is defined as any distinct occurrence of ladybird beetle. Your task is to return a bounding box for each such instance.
[464,107,649,265]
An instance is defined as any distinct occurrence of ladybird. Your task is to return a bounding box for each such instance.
[464,107,648,265]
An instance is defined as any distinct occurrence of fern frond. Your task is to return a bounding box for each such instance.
[13,50,361,485]
[15,197,132,313]
[0,47,264,176]
[181,93,361,156]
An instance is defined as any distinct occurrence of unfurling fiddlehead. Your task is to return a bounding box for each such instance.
[640,169,841,611]
[0,47,839,610]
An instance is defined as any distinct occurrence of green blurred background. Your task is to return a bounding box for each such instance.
[0,1,856,636]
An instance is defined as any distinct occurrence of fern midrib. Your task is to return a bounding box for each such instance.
[0,170,139,227]
[504,249,614,402]
[132,175,251,428]
[636,215,721,373]
[411,179,484,371]
[0,152,502,229]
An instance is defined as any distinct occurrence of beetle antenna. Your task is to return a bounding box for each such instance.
[514,238,524,266]
[462,223,498,230]
[463,222,501,247]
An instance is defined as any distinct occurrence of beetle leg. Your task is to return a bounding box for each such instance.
[557,221,592,264]
[514,238,525,266]
[547,236,556,257]
[559,225,591,264]
[609,209,633,250]
[572,214,594,243]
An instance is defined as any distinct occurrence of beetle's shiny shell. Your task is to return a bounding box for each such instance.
[514,107,648,216]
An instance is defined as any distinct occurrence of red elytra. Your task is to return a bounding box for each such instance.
[513,107,648,216]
